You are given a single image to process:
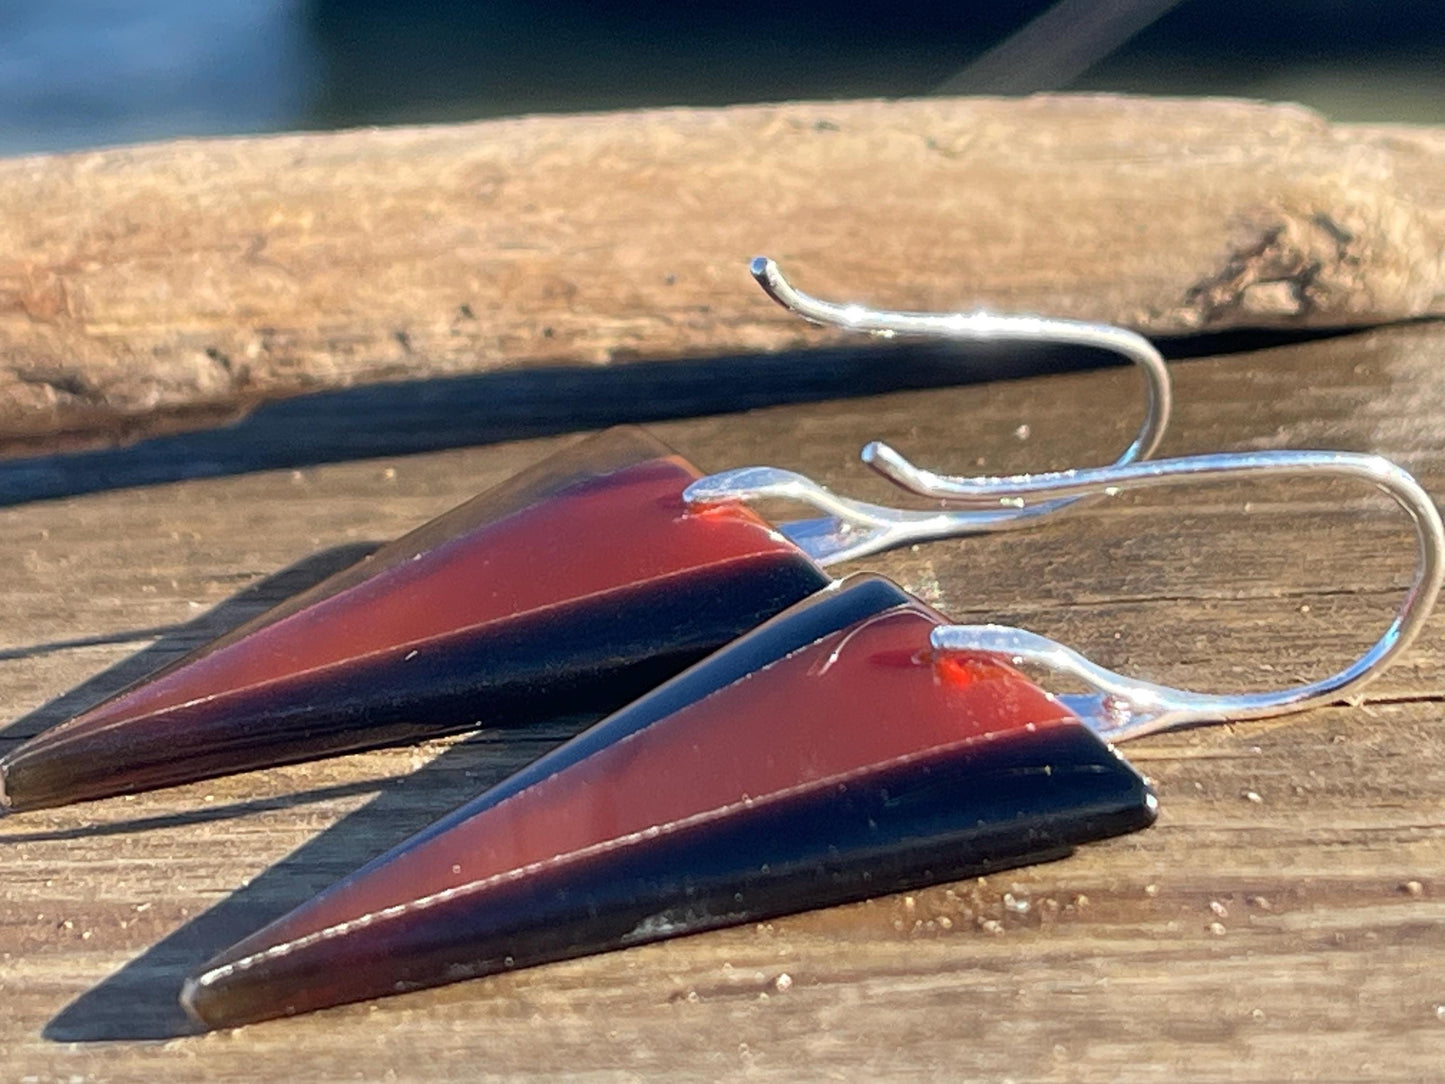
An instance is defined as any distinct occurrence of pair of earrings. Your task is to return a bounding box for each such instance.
[0,258,1174,813]
[4,260,1438,1031]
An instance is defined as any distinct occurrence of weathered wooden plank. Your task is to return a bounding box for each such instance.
[1,323,1443,1078]
[4,95,1445,454]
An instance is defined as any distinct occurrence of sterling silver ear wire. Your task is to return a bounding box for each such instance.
[922,450,1444,740]
[748,256,1171,474]
[684,258,1174,565]
[697,259,1441,731]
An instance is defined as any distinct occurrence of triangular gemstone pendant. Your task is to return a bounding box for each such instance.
[0,428,830,812]
[182,574,1157,1029]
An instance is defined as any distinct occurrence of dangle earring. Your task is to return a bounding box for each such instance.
[0,259,1171,813]
[178,448,1441,1029]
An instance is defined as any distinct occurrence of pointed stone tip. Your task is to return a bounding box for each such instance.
[0,753,40,816]
[1142,788,1161,825]
[178,973,219,1031]
[180,966,280,1031]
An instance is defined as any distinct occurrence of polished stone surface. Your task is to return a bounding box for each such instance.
[183,574,1156,1028]
[0,427,827,810]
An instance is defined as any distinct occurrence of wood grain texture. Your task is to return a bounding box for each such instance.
[4,94,1445,454]
[2,323,1444,1080]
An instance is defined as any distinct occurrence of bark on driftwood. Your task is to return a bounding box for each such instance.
[1,94,1444,451]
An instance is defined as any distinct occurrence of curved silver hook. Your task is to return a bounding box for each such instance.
[751,256,1172,473]
[927,450,1444,741]
[685,259,1175,566]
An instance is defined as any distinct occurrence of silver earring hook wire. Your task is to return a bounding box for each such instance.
[683,259,1175,568]
[685,464,1067,567]
[750,256,1172,472]
[927,450,1444,742]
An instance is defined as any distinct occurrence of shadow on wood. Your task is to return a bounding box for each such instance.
[41,728,578,1041]
[0,544,380,748]
[0,342,1102,504]
[0,327,1369,507]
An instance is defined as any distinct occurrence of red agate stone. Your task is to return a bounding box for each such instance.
[182,574,1156,1029]
[0,428,829,812]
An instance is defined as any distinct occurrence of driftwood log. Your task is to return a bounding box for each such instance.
[2,94,1445,453]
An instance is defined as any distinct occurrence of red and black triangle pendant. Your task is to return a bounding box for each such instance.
[0,428,830,812]
[182,574,1156,1029]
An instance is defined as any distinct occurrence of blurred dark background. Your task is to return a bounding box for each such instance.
[1,0,1442,157]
